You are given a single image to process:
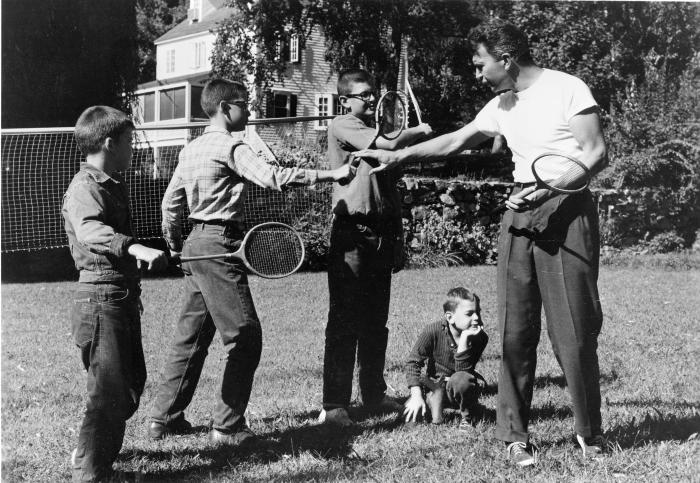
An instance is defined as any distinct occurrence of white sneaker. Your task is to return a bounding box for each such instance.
[318,408,353,427]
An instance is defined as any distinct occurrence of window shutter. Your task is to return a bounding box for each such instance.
[290,94,297,117]
[265,91,274,118]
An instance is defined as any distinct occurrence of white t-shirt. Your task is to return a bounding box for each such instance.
[473,69,597,183]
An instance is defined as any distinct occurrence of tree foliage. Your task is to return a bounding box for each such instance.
[2,0,139,128]
[212,1,698,133]
[136,0,189,83]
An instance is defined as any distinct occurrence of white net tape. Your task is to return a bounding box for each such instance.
[1,117,333,252]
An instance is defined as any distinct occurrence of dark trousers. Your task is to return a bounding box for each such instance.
[149,224,262,432]
[422,371,481,414]
[495,189,603,444]
[323,216,397,409]
[71,282,145,483]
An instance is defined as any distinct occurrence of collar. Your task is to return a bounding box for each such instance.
[441,319,458,349]
[204,125,234,136]
[80,163,121,184]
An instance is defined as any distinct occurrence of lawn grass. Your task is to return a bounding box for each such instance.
[2,266,699,482]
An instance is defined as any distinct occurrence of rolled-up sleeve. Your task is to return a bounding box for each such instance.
[231,143,317,190]
[161,168,187,252]
[65,183,134,258]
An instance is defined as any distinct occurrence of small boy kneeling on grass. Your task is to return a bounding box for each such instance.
[403,287,488,429]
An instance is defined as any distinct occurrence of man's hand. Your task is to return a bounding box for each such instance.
[128,243,168,271]
[505,186,555,212]
[403,390,427,423]
[352,149,401,175]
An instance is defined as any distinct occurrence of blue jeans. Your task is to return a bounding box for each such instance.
[70,281,145,482]
[149,223,262,432]
[323,216,397,409]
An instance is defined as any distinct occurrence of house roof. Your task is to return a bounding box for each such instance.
[155,1,234,44]
[137,73,210,90]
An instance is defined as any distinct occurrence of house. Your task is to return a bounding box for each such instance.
[132,0,341,130]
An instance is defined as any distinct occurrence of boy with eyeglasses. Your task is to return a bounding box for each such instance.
[318,69,433,426]
[148,78,352,446]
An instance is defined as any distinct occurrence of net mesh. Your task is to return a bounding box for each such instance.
[243,223,304,277]
[1,118,332,252]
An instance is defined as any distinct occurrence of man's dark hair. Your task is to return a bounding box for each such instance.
[443,287,480,314]
[201,78,248,117]
[469,19,534,64]
[74,106,134,155]
[337,69,375,96]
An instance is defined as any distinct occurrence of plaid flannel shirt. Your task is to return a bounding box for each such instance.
[162,126,318,251]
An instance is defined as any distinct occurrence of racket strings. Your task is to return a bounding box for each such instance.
[377,93,406,139]
[244,227,303,277]
[534,155,589,191]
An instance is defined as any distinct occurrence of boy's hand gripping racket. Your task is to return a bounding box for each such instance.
[178,222,305,279]
[339,90,407,186]
[530,152,591,194]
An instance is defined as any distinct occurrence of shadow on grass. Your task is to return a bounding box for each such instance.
[130,410,405,481]
[533,371,619,389]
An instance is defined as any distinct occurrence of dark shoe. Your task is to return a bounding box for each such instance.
[577,434,609,458]
[426,388,445,424]
[208,426,257,447]
[318,407,353,427]
[148,418,193,440]
[506,441,537,467]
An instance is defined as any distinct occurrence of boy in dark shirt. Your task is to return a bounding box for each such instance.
[404,287,488,429]
[320,69,432,426]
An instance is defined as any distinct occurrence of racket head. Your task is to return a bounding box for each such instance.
[374,90,407,141]
[240,222,305,278]
[531,152,591,194]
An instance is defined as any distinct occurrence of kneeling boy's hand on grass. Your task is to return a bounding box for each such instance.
[404,389,426,423]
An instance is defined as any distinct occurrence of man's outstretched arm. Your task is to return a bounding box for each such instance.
[355,122,491,174]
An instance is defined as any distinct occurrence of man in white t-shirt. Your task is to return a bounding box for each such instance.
[356,19,608,466]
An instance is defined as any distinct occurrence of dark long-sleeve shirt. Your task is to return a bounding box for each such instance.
[405,320,488,388]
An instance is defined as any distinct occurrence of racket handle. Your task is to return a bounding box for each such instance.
[338,154,362,186]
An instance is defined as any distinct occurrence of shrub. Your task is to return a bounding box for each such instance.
[407,209,499,266]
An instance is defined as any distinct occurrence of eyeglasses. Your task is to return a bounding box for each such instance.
[345,91,376,102]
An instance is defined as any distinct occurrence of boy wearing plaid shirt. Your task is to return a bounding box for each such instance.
[404,287,488,429]
[148,78,351,446]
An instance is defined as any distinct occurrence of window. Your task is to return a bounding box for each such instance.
[289,34,300,63]
[142,92,155,123]
[194,41,206,68]
[159,87,186,120]
[191,86,205,119]
[166,49,176,73]
[266,92,297,118]
[315,94,341,129]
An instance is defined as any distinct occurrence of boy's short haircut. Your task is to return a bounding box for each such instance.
[74,106,134,156]
[443,287,480,314]
[337,69,374,96]
[469,19,533,64]
[201,78,248,117]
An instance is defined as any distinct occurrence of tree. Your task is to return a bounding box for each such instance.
[136,0,189,84]
[211,0,697,132]
[2,0,139,128]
